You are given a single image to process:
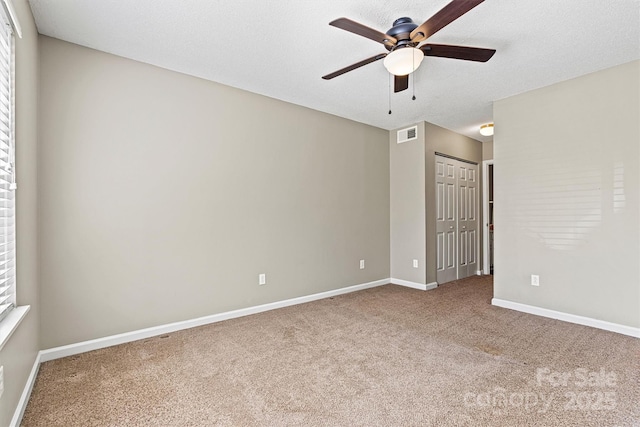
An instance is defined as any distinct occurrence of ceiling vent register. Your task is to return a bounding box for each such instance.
[397,125,418,143]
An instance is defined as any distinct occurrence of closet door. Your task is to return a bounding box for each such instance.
[457,163,479,279]
[466,165,479,277]
[435,155,479,284]
[458,163,470,279]
[435,156,457,284]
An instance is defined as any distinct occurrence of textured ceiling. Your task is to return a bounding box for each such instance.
[27,0,640,141]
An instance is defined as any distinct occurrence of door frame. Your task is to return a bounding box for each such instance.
[482,159,494,275]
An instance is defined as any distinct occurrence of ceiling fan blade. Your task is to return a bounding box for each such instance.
[410,0,484,43]
[330,18,397,47]
[394,75,409,93]
[420,44,496,62]
[322,53,387,80]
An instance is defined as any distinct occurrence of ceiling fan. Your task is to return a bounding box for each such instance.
[322,0,496,93]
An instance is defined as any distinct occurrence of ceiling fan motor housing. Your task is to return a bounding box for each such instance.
[385,17,419,50]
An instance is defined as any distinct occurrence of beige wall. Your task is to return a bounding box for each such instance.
[494,60,640,328]
[390,123,426,284]
[0,1,40,425]
[424,123,482,283]
[38,37,390,348]
[482,140,493,160]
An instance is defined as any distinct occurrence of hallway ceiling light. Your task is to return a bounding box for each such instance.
[479,123,494,136]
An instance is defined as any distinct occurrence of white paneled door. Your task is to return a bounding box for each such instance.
[436,155,479,284]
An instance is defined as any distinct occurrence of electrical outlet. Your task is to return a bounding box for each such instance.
[413,259,419,268]
[531,274,540,286]
[359,260,365,269]
[0,365,4,399]
[259,274,266,285]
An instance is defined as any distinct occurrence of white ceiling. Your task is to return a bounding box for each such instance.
[27,0,640,141]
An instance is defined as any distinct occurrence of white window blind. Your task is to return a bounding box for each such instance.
[0,6,15,323]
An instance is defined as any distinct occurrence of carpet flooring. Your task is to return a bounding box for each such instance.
[22,276,640,426]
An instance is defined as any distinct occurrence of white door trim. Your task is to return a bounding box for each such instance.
[482,159,494,275]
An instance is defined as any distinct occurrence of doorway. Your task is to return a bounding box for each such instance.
[435,154,479,284]
[482,160,494,275]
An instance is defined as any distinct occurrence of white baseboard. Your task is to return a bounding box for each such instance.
[40,278,391,363]
[391,278,438,291]
[10,351,41,427]
[492,298,640,338]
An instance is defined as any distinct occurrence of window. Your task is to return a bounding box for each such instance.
[0,5,15,323]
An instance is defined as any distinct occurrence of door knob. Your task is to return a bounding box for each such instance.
[449,226,454,229]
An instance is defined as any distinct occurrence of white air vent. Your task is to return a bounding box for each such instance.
[397,125,418,144]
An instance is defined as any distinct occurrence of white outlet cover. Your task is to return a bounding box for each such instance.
[531,275,540,286]
[359,260,365,269]
[413,259,419,268]
[259,274,266,285]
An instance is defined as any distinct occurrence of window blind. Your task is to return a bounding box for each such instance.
[0,7,15,323]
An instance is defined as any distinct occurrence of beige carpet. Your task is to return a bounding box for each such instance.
[22,276,640,426]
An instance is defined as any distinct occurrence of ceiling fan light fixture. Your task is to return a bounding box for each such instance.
[383,47,424,76]
[479,123,494,136]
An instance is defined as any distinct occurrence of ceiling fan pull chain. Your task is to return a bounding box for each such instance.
[412,54,417,101]
[412,72,417,101]
[388,73,392,114]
